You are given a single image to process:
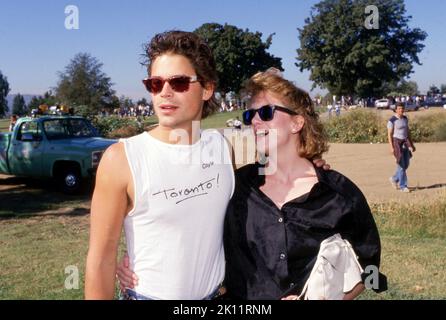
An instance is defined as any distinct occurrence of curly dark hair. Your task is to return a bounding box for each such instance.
[144,30,218,118]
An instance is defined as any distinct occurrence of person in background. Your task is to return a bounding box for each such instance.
[9,115,18,132]
[387,102,415,193]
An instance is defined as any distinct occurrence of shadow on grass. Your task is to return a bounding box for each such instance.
[0,176,92,219]
[412,183,446,191]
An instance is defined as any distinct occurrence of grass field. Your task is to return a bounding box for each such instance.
[0,193,445,299]
[0,119,9,132]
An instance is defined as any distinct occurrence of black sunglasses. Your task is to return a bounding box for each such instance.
[142,75,199,94]
[242,105,298,125]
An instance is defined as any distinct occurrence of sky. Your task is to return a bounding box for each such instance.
[0,0,445,101]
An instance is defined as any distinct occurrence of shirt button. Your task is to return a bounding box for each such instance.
[290,282,295,288]
[278,217,283,223]
[279,253,286,260]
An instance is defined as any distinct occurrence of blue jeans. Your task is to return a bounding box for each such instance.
[392,147,410,188]
[121,285,224,300]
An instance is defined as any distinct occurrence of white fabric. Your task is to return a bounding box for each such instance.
[298,233,363,300]
[121,130,235,300]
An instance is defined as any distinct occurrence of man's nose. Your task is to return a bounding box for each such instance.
[159,81,174,97]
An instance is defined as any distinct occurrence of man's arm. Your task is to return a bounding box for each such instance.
[407,126,416,152]
[85,142,131,299]
[387,125,394,154]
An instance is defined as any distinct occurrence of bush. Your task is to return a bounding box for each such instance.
[91,115,159,139]
[410,113,446,142]
[323,109,446,143]
[324,109,387,143]
[108,126,141,139]
[93,116,141,138]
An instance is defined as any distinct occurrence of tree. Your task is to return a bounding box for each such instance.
[194,23,283,99]
[137,98,148,106]
[12,94,27,116]
[55,53,115,115]
[0,71,11,117]
[385,80,419,96]
[296,0,427,98]
[28,91,58,111]
[119,95,134,109]
[428,85,440,96]
[441,84,446,95]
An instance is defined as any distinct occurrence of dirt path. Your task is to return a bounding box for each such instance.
[324,142,446,203]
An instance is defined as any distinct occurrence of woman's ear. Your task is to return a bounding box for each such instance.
[291,115,305,133]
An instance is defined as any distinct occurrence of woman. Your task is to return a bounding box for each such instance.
[223,69,384,300]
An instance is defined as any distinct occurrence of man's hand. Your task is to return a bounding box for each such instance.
[116,252,139,292]
[313,158,330,171]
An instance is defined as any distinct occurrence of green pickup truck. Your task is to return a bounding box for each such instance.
[0,115,117,193]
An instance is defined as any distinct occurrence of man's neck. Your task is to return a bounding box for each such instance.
[149,122,201,145]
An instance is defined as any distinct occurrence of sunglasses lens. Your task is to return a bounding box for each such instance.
[144,78,164,93]
[258,106,274,121]
[242,110,255,125]
[169,77,191,92]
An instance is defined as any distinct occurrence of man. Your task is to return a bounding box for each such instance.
[85,31,236,300]
[86,30,328,300]
[387,102,415,193]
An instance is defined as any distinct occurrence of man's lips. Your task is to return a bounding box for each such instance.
[158,104,179,113]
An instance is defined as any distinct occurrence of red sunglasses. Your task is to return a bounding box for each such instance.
[142,75,199,94]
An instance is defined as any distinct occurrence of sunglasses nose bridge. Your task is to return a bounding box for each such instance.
[251,110,264,124]
[158,79,175,95]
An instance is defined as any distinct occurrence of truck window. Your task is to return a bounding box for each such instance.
[43,120,70,139]
[68,119,96,137]
[16,121,42,141]
[43,119,96,139]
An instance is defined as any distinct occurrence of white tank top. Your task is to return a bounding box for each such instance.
[121,129,234,300]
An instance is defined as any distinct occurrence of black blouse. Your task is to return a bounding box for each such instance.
[223,163,384,300]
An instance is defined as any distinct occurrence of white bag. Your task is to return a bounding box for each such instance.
[298,233,363,300]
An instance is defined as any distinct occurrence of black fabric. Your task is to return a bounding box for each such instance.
[223,163,385,300]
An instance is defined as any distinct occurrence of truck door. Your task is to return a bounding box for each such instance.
[9,120,44,177]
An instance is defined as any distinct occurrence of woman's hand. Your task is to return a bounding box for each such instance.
[116,252,139,292]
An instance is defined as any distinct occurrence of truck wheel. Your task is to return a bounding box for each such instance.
[58,168,82,194]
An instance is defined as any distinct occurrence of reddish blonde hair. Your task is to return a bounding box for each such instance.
[243,69,329,159]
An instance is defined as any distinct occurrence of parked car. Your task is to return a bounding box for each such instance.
[421,97,446,107]
[390,101,419,112]
[375,99,390,109]
[0,115,117,193]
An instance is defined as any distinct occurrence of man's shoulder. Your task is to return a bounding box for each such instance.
[101,141,128,168]
[388,115,398,123]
